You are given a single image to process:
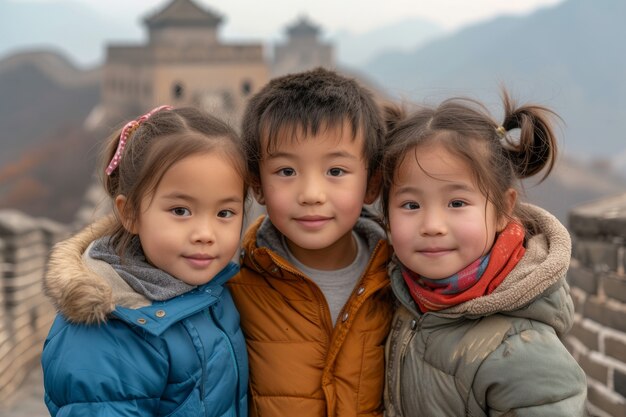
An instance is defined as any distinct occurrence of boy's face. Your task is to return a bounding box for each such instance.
[256,122,375,270]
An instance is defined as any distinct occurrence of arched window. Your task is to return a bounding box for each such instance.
[173,82,184,99]
[241,80,252,96]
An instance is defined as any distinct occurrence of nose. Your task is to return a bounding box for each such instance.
[419,208,447,236]
[298,175,326,205]
[192,218,216,244]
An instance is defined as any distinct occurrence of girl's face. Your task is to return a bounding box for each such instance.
[117,151,244,285]
[388,143,511,279]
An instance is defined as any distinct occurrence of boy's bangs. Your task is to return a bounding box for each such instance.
[260,115,360,156]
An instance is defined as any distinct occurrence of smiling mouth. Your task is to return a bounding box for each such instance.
[418,249,453,257]
[184,255,215,268]
[294,216,331,228]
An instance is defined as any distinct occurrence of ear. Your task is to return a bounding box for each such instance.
[496,188,518,232]
[250,178,265,205]
[364,171,382,205]
[114,195,137,234]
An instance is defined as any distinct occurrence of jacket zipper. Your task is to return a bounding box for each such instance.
[335,239,386,322]
[267,254,334,338]
[264,240,389,417]
[184,316,208,414]
[209,307,240,417]
[398,316,420,417]
[264,239,389,343]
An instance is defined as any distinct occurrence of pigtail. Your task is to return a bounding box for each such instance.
[500,90,560,182]
[383,103,407,134]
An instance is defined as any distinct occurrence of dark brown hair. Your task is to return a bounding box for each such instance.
[381,89,560,232]
[100,106,248,255]
[241,67,385,185]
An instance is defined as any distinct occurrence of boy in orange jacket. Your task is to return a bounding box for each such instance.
[228,67,393,417]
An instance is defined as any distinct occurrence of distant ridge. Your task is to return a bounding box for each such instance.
[0,50,101,87]
[0,50,100,163]
[333,17,443,67]
[0,50,101,223]
[362,0,626,161]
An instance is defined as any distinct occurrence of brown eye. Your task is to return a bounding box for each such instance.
[278,168,296,176]
[171,207,191,216]
[217,210,235,218]
[328,168,345,176]
[401,202,420,210]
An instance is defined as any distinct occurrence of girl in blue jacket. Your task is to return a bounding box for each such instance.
[42,106,249,416]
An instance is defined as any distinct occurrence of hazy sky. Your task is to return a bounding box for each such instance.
[16,0,565,38]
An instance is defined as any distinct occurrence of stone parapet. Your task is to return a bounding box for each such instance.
[0,210,68,405]
[567,193,626,417]
[107,43,265,65]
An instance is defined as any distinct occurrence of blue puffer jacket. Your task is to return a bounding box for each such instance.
[41,217,248,417]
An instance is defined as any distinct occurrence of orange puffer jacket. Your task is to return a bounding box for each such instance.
[228,215,394,417]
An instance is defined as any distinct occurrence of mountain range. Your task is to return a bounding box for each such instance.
[0,0,624,225]
[361,0,626,165]
[0,51,101,223]
[331,17,443,67]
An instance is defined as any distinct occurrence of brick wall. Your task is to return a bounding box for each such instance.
[567,193,626,417]
[0,210,68,404]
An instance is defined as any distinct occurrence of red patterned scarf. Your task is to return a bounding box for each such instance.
[402,222,526,313]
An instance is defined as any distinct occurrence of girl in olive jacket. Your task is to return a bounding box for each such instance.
[380,91,587,416]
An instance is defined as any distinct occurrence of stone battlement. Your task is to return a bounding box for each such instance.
[0,210,67,404]
[107,43,265,64]
[566,193,626,417]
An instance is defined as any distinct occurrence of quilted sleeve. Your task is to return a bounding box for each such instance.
[472,327,587,417]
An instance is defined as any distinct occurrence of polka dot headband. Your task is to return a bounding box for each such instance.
[105,105,173,175]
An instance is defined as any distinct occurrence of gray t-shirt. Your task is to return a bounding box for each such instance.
[281,232,369,325]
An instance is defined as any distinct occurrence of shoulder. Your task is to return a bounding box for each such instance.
[471,316,586,413]
[422,314,584,393]
[44,313,164,354]
[462,314,582,388]
[422,313,548,372]
[43,314,167,385]
[42,314,168,412]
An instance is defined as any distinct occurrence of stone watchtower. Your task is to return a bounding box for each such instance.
[101,0,268,124]
[273,16,334,77]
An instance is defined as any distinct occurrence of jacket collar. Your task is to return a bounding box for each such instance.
[113,262,239,336]
[44,214,238,326]
[241,213,390,284]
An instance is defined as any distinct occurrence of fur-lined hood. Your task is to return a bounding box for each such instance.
[44,215,148,325]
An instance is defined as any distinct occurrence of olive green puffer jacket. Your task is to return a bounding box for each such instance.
[384,204,587,417]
